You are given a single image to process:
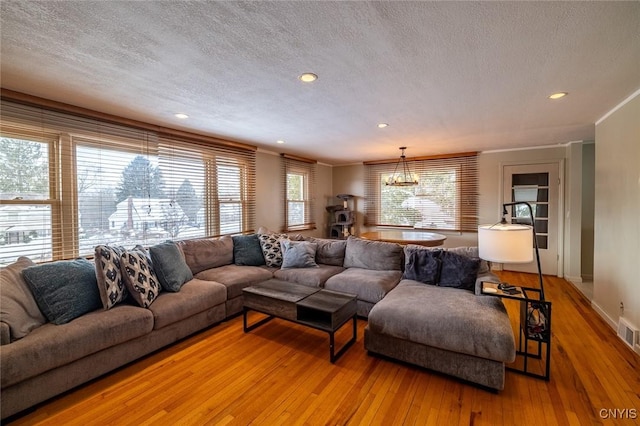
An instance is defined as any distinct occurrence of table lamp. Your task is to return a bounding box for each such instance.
[478,201,545,300]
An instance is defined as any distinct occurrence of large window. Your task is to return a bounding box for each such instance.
[364,153,478,232]
[281,154,316,232]
[0,136,57,264]
[0,99,256,265]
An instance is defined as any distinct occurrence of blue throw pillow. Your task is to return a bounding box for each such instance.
[280,240,319,269]
[402,249,442,285]
[232,234,265,266]
[149,241,193,292]
[438,250,480,290]
[22,258,102,325]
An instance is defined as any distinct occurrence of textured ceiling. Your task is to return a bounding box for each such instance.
[1,1,639,165]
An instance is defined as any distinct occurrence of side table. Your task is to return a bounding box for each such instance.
[481,281,552,380]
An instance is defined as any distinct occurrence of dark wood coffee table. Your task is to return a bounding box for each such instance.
[243,279,357,363]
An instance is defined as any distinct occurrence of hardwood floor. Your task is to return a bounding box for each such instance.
[7,272,640,425]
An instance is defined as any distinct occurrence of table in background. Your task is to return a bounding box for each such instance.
[360,230,446,247]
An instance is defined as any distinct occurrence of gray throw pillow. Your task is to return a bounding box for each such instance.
[438,250,481,290]
[149,241,193,292]
[22,258,102,325]
[0,257,47,341]
[232,234,265,266]
[402,249,442,285]
[281,240,319,269]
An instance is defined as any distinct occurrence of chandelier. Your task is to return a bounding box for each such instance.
[385,147,418,186]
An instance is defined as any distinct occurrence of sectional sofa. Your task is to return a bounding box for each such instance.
[0,233,514,419]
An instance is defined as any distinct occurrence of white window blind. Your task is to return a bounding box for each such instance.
[364,153,478,232]
[0,96,256,265]
[281,154,316,232]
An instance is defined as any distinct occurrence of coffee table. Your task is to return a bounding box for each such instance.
[243,279,357,363]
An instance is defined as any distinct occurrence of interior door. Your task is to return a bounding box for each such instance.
[503,163,559,275]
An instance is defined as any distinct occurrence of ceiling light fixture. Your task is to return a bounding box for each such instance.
[299,73,318,83]
[276,140,285,144]
[174,113,189,119]
[548,92,568,100]
[385,147,418,186]
[377,123,389,128]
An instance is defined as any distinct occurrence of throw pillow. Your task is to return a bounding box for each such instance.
[305,237,347,266]
[94,245,128,310]
[402,249,442,285]
[438,250,481,290]
[0,257,47,341]
[280,240,319,269]
[149,241,192,292]
[232,234,265,266]
[258,233,289,267]
[121,247,161,307]
[22,258,102,325]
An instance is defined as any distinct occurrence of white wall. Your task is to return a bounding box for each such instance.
[593,91,640,334]
[255,150,331,238]
[581,143,595,280]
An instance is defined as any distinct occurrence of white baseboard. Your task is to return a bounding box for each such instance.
[565,275,583,285]
[591,301,618,330]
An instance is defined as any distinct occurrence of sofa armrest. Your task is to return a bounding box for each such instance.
[474,272,501,296]
[0,321,10,345]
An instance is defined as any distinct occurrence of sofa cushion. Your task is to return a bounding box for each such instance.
[0,257,46,341]
[94,245,128,310]
[232,234,265,266]
[121,247,162,307]
[22,259,102,325]
[438,250,480,290]
[305,237,347,266]
[149,241,193,292]
[177,236,233,274]
[274,264,345,288]
[402,249,442,285]
[148,279,227,330]
[367,280,516,363]
[258,233,289,267]
[0,304,154,388]
[195,264,274,299]
[324,268,402,304]
[281,240,318,269]
[343,237,403,270]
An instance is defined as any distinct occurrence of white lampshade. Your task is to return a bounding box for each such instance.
[478,223,534,263]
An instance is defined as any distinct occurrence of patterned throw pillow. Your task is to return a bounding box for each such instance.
[258,233,289,267]
[94,245,128,310]
[121,247,161,308]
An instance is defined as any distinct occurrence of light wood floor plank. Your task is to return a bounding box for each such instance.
[5,272,639,425]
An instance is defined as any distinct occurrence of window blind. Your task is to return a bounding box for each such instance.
[364,152,478,232]
[281,154,317,232]
[0,96,256,265]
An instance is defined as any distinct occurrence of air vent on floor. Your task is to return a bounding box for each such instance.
[617,317,639,349]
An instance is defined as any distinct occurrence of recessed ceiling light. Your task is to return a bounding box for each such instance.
[377,123,389,128]
[276,140,285,144]
[299,73,318,83]
[548,92,568,100]
[174,113,189,119]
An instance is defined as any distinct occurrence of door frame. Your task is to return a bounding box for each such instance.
[498,159,565,277]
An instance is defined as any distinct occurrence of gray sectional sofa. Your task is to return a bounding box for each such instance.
[0,234,514,419]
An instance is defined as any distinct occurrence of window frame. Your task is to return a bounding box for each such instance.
[281,154,316,232]
[364,153,478,233]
